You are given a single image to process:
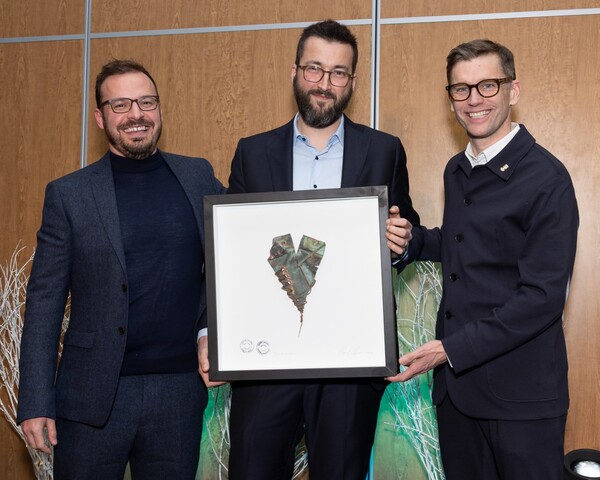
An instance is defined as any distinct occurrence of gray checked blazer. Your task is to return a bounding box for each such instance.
[17,150,224,427]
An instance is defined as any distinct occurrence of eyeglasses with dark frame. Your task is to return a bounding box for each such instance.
[296,64,355,87]
[445,78,513,102]
[99,95,160,113]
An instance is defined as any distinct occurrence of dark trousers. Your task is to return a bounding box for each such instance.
[54,372,207,480]
[228,379,385,480]
[437,395,566,480]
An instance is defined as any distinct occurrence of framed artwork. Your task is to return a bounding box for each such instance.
[204,186,398,380]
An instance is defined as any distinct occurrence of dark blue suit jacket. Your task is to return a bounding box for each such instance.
[228,115,420,226]
[17,151,224,427]
[408,126,578,420]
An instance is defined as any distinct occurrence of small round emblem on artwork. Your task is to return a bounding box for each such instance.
[240,339,254,353]
[256,341,270,355]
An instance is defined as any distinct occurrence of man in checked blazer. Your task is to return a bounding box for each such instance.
[17,59,224,479]
[199,20,419,480]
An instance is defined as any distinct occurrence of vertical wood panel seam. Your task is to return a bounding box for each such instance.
[80,0,93,169]
[371,0,380,130]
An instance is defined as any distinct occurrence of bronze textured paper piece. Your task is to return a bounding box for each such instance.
[268,234,326,335]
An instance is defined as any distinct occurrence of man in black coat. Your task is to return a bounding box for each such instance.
[200,20,418,480]
[387,39,578,480]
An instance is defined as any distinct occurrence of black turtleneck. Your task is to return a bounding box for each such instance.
[110,151,202,375]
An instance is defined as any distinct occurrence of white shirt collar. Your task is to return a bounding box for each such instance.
[465,123,521,167]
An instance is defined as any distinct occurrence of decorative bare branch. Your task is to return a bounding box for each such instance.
[0,245,69,480]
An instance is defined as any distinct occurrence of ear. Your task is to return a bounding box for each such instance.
[450,101,455,113]
[350,74,357,92]
[509,79,521,106]
[94,108,105,130]
[291,64,298,84]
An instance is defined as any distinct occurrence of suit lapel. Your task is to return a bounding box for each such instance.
[163,152,206,252]
[267,119,295,191]
[90,154,127,274]
[341,116,370,188]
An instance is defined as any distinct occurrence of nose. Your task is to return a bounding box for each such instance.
[467,86,484,104]
[127,100,145,118]
[316,71,332,90]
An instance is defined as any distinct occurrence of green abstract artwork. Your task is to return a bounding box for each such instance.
[197,261,445,479]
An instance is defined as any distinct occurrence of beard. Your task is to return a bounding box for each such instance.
[293,76,353,128]
[102,113,162,160]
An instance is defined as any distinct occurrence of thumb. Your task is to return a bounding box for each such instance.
[389,205,401,218]
[200,355,210,373]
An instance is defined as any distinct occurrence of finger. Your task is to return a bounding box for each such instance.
[398,353,415,366]
[200,371,227,388]
[22,429,36,449]
[385,368,416,383]
[45,419,58,447]
[32,428,52,454]
[388,205,400,218]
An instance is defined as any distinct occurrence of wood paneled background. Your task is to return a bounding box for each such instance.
[1,2,598,478]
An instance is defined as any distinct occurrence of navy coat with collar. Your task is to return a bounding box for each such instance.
[228,115,420,227]
[409,125,578,420]
[17,150,225,427]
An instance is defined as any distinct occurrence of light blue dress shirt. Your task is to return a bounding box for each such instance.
[292,113,344,191]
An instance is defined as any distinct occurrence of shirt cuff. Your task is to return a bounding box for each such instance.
[391,249,409,267]
[197,328,208,343]
[446,352,453,368]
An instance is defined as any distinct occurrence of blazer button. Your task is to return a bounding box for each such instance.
[118,326,126,335]
[121,284,128,292]
[454,234,464,243]
[464,197,472,205]
[444,311,453,319]
[449,273,458,281]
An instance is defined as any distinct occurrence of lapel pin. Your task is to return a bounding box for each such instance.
[500,164,509,172]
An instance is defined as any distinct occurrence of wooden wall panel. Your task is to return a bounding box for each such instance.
[0,0,84,38]
[382,0,600,18]
[0,41,83,263]
[0,40,83,480]
[0,418,34,480]
[92,0,371,33]
[87,26,372,184]
[379,15,600,451]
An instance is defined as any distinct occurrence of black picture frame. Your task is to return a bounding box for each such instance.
[204,185,398,381]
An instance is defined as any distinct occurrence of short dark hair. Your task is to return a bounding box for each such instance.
[446,39,516,83]
[95,59,158,107]
[295,20,358,73]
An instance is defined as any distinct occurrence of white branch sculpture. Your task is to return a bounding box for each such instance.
[0,246,67,480]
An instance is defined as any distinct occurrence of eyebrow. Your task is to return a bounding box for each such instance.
[304,60,351,71]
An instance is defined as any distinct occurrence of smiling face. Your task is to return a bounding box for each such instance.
[94,72,162,159]
[449,53,520,155]
[292,36,355,129]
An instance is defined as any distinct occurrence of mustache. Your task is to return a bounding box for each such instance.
[308,88,336,100]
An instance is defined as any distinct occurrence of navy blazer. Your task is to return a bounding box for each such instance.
[228,115,420,227]
[409,126,578,420]
[17,151,224,427]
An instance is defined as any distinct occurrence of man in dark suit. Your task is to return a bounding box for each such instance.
[17,59,225,479]
[387,40,578,480]
[199,20,418,480]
